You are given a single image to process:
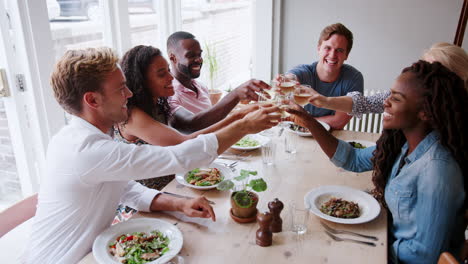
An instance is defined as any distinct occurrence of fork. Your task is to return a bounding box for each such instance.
[325,230,376,247]
[320,221,378,241]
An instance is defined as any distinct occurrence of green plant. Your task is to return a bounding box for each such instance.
[217,169,267,208]
[203,41,219,92]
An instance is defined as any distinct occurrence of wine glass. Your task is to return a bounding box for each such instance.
[293,85,314,107]
[277,73,299,95]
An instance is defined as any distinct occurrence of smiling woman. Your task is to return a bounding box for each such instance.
[286,60,468,264]
[115,45,267,190]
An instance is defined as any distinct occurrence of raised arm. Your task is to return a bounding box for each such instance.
[170,79,270,133]
[121,105,259,146]
[308,91,390,118]
[315,111,352,130]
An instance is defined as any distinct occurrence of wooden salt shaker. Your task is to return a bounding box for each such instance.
[256,211,273,247]
[268,198,284,233]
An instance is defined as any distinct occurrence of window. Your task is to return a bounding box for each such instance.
[181,0,253,91]
[47,0,105,60]
[129,1,159,47]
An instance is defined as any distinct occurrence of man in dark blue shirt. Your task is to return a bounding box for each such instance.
[288,23,363,130]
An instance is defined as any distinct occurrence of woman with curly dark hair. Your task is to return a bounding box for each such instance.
[115,45,266,189]
[287,60,467,263]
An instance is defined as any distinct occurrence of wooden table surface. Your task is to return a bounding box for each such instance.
[80,129,387,264]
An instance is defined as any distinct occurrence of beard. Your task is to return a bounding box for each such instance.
[177,62,202,79]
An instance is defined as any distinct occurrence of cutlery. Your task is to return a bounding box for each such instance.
[162,192,216,205]
[217,155,251,161]
[278,127,284,137]
[320,221,378,241]
[325,230,376,247]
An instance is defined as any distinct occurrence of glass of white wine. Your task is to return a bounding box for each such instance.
[277,73,298,95]
[293,84,314,107]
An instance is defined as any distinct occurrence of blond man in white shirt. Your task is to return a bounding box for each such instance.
[25,47,280,263]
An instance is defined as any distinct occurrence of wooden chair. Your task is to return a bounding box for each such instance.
[0,194,37,262]
[0,193,37,238]
[438,252,460,264]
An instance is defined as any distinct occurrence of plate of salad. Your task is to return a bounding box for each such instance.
[285,121,330,137]
[345,140,376,149]
[175,161,232,190]
[230,134,270,150]
[93,218,183,264]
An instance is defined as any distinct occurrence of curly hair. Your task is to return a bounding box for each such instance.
[120,45,171,123]
[371,60,468,208]
[51,47,119,114]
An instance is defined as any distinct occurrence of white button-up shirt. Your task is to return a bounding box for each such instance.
[25,116,218,264]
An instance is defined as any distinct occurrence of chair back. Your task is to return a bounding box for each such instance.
[0,194,37,238]
[438,252,460,264]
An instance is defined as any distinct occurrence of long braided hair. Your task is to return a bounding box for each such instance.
[371,60,468,208]
[120,45,171,124]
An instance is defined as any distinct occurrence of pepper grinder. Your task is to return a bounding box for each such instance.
[256,211,273,247]
[268,198,284,233]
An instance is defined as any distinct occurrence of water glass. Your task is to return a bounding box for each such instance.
[284,131,298,154]
[261,141,276,165]
[290,202,309,234]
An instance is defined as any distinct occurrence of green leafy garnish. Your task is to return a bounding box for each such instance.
[234,137,260,147]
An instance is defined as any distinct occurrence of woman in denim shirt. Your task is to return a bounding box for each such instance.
[287,60,468,264]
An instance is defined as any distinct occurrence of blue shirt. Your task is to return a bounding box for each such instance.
[331,131,465,264]
[288,62,364,117]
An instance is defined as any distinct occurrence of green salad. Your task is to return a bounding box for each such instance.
[348,141,366,149]
[109,230,169,264]
[234,137,260,147]
[186,168,222,186]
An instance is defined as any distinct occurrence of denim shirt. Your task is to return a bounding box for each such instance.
[331,131,465,264]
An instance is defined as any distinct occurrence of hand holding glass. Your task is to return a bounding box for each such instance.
[293,85,314,106]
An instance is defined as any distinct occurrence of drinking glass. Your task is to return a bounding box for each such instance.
[284,131,298,154]
[293,84,314,106]
[290,202,309,234]
[261,140,276,165]
[277,73,298,95]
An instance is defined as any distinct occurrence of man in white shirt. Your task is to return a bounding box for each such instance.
[25,47,280,263]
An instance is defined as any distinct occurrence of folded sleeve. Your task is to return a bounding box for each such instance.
[347,91,389,118]
[331,140,374,172]
[120,181,160,212]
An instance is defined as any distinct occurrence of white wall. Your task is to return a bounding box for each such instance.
[280,0,465,92]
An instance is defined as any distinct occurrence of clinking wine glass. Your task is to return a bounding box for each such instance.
[293,84,314,107]
[277,73,298,95]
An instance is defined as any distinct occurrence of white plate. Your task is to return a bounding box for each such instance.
[175,161,232,190]
[285,121,330,137]
[230,134,270,150]
[93,218,183,264]
[304,185,381,224]
[345,139,376,148]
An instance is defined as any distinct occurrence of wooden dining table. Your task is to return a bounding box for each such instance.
[80,129,387,264]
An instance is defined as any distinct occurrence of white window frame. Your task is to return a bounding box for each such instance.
[252,0,281,81]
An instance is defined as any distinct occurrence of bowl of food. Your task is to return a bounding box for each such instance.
[175,161,232,190]
[230,134,270,150]
[286,121,330,137]
[304,185,380,224]
[93,218,183,264]
[345,140,376,149]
